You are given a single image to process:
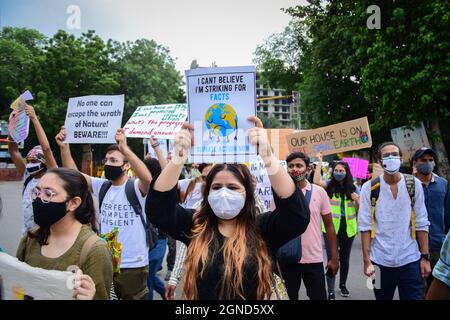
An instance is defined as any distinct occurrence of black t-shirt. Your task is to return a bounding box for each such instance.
[145,183,310,300]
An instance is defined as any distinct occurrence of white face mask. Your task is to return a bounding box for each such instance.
[382,156,401,175]
[208,187,245,220]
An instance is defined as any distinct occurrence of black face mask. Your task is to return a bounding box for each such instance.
[32,198,68,228]
[104,165,125,181]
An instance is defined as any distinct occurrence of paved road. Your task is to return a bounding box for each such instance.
[0,181,398,300]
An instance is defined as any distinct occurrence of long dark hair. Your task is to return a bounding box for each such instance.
[28,168,98,245]
[183,164,273,300]
[326,161,356,200]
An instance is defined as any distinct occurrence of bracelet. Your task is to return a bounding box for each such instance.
[151,142,160,148]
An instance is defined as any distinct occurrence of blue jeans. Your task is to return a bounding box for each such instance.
[372,260,425,300]
[147,238,167,300]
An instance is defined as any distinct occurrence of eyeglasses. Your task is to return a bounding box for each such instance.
[101,158,127,166]
[31,187,57,203]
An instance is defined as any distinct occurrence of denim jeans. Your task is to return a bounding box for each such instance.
[372,259,425,300]
[147,238,168,300]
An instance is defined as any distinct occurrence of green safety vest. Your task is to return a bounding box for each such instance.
[322,195,358,237]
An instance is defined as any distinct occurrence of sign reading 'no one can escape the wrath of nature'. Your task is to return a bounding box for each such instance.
[287,117,372,156]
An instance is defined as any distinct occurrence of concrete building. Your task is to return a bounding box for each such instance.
[255,84,305,129]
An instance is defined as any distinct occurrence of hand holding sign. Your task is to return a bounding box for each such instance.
[24,104,37,121]
[73,274,96,300]
[172,123,194,165]
[115,128,127,148]
[248,116,273,162]
[69,268,96,300]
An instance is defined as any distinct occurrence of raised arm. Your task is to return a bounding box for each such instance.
[55,126,93,192]
[247,116,294,199]
[150,137,168,169]
[116,128,151,196]
[25,104,57,169]
[153,124,193,192]
[313,152,327,188]
[7,138,26,177]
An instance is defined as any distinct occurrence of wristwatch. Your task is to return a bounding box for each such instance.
[420,253,430,261]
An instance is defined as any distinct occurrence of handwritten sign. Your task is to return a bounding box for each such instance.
[287,117,372,156]
[124,104,187,139]
[342,157,369,179]
[249,156,287,211]
[64,95,124,144]
[186,66,257,163]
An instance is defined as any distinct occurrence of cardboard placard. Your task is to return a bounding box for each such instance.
[287,117,372,156]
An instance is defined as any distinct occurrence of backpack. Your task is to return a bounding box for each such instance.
[98,178,158,250]
[370,174,416,239]
[22,175,35,196]
[276,186,313,267]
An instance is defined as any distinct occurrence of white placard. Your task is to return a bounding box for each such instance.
[0,252,74,300]
[64,95,124,144]
[124,104,187,139]
[249,156,287,211]
[186,66,257,163]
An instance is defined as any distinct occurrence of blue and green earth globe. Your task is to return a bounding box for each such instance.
[204,103,238,140]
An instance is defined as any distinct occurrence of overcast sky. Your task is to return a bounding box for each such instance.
[0,0,306,75]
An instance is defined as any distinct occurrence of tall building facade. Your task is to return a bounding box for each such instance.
[255,84,304,129]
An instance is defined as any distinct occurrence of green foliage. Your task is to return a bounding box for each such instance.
[257,112,285,129]
[255,0,449,152]
[0,27,184,163]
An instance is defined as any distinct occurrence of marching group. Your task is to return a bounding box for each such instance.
[2,104,449,300]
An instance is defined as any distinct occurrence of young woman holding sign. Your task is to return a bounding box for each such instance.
[145,117,310,300]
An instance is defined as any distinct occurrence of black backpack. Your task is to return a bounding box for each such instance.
[22,175,35,195]
[98,178,158,250]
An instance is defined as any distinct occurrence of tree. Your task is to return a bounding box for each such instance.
[257,112,284,129]
[253,21,306,93]
[255,1,450,178]
[0,27,185,170]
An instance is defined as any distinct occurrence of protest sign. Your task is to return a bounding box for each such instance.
[342,157,369,179]
[0,252,74,300]
[145,139,174,159]
[249,156,287,211]
[186,66,257,163]
[287,117,372,156]
[123,104,187,139]
[267,129,295,160]
[390,122,430,162]
[8,91,34,143]
[64,95,124,144]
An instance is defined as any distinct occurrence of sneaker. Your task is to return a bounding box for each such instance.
[328,292,335,300]
[339,284,350,297]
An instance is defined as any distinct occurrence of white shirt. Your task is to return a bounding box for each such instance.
[358,174,430,267]
[92,177,148,268]
[178,178,203,209]
[22,172,39,234]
